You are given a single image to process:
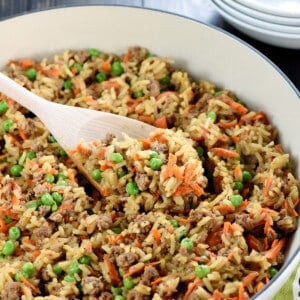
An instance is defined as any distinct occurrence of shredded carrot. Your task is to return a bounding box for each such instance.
[173,165,183,180]
[19,274,41,294]
[217,120,237,129]
[232,136,241,144]
[177,218,195,224]
[102,80,120,91]
[263,176,273,197]
[164,153,177,179]
[210,147,239,158]
[284,199,298,217]
[67,169,76,183]
[233,164,242,181]
[156,91,178,101]
[214,205,235,213]
[152,228,161,245]
[32,250,41,258]
[103,254,120,286]
[151,277,163,286]
[173,184,193,196]
[223,222,233,235]
[255,282,265,293]
[243,272,258,287]
[139,138,152,150]
[206,230,222,247]
[265,238,286,261]
[99,185,110,197]
[0,207,18,219]
[247,111,268,123]
[154,116,168,128]
[84,95,98,106]
[126,97,142,113]
[11,181,22,206]
[0,218,7,233]
[101,61,111,73]
[184,279,202,300]
[184,162,197,184]
[274,144,283,153]
[58,203,74,211]
[123,51,132,62]
[21,59,34,69]
[138,115,155,125]
[18,127,28,140]
[42,67,61,78]
[123,264,145,278]
[218,96,248,115]
[189,182,204,196]
[212,289,224,300]
[245,235,262,251]
[96,147,107,160]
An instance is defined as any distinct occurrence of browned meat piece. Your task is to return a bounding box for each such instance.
[32,223,53,240]
[97,215,112,230]
[244,154,258,165]
[99,292,113,300]
[135,173,150,191]
[141,266,159,285]
[277,209,297,233]
[41,267,51,282]
[135,214,153,234]
[102,133,115,146]
[235,213,256,231]
[33,184,51,197]
[116,252,139,268]
[82,276,103,296]
[38,205,51,217]
[149,80,160,97]
[127,290,150,300]
[74,50,89,64]
[150,141,168,154]
[1,282,22,300]
[49,211,64,223]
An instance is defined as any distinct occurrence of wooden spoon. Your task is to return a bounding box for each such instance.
[0,72,155,190]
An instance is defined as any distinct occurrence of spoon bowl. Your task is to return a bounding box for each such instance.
[0,72,155,150]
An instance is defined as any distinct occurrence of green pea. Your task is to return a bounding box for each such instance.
[45,174,55,183]
[123,276,134,289]
[160,75,171,86]
[133,90,144,98]
[79,255,91,265]
[114,296,126,300]
[63,79,73,90]
[91,169,102,182]
[0,100,8,114]
[170,219,179,228]
[22,262,35,276]
[4,216,13,224]
[233,181,244,191]
[149,152,158,159]
[25,68,37,81]
[214,91,224,97]
[51,202,58,212]
[110,153,124,163]
[242,171,252,182]
[52,264,63,276]
[117,168,127,178]
[48,135,57,143]
[10,164,23,177]
[111,61,124,76]
[230,194,243,207]
[41,193,54,206]
[111,227,122,234]
[52,192,63,204]
[8,226,21,240]
[207,111,217,122]
[118,267,124,277]
[149,157,163,171]
[125,182,140,195]
[56,172,68,180]
[56,179,67,186]
[15,271,29,282]
[68,261,81,274]
[26,151,36,160]
[196,146,204,158]
[2,119,13,132]
[180,237,193,251]
[64,274,76,282]
[96,72,107,83]
[2,240,15,256]
[195,264,210,278]
[88,48,100,57]
[73,63,83,73]
[269,266,278,278]
[26,201,40,210]
[111,286,123,295]
[57,148,68,157]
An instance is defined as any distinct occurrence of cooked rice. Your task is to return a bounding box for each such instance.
[0,46,298,299]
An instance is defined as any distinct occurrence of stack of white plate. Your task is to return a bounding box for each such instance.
[211,0,300,49]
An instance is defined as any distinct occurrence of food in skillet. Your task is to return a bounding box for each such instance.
[0,47,298,299]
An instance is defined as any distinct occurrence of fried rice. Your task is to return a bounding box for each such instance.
[0,46,298,299]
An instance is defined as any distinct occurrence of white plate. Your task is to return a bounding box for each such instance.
[0,5,299,300]
[215,0,300,34]
[235,0,300,18]
[223,0,300,26]
[211,0,300,48]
